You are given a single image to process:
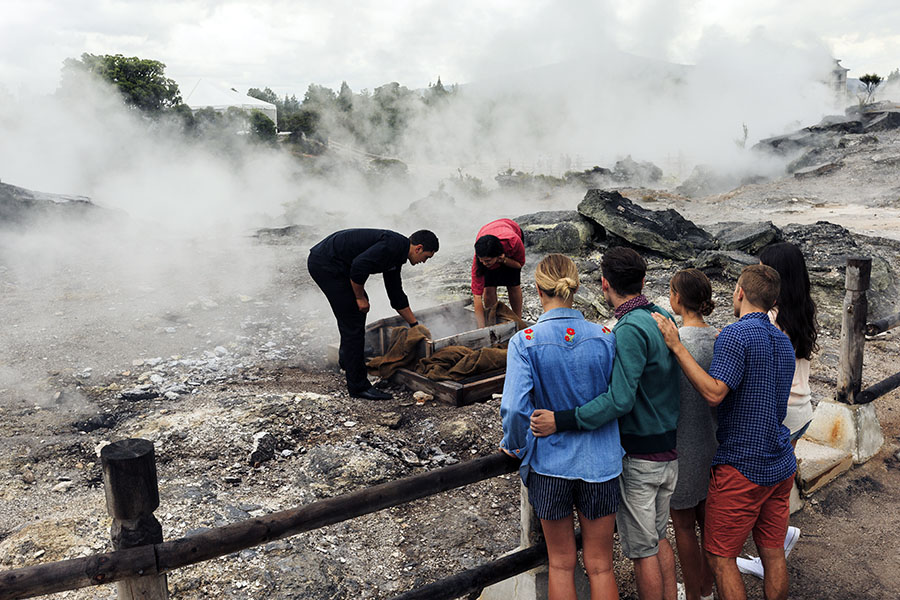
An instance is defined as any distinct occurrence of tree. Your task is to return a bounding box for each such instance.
[249,110,277,143]
[859,73,883,105]
[62,53,182,112]
[337,81,354,112]
[424,76,451,106]
[248,86,279,105]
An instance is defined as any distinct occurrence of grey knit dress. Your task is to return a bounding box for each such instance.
[670,326,719,510]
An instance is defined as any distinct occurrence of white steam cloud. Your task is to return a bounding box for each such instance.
[0,29,845,399]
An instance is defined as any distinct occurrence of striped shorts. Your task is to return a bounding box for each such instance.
[526,471,620,521]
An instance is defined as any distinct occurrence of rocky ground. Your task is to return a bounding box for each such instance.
[2,119,900,599]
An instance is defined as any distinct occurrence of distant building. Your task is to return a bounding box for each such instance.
[831,59,851,104]
[182,80,278,126]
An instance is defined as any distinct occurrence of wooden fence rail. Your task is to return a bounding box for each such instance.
[387,531,583,600]
[0,452,519,600]
[865,310,900,336]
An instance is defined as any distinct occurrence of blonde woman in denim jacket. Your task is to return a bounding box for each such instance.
[501,254,623,600]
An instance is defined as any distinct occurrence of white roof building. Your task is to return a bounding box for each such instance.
[182,80,277,125]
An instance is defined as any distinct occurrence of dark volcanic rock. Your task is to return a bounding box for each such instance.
[577,190,714,259]
[249,432,278,466]
[806,115,865,135]
[689,250,758,280]
[0,181,99,226]
[779,221,900,327]
[708,221,782,254]
[864,111,900,133]
[793,161,843,179]
[611,156,663,186]
[120,385,159,401]
[564,166,613,188]
[515,210,596,253]
[253,224,320,245]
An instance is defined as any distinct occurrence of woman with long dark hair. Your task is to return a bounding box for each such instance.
[738,241,818,579]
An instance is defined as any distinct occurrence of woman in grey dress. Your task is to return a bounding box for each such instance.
[667,269,718,600]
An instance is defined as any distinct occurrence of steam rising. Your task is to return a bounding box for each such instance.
[0,32,842,402]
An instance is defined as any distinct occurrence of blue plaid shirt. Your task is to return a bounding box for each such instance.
[708,312,797,486]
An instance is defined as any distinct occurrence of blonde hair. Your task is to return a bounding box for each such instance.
[535,254,579,300]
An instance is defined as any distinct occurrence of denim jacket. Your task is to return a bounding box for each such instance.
[500,307,623,484]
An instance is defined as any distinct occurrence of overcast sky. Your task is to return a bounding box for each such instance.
[1,0,898,99]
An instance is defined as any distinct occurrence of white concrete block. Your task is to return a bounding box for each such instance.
[804,400,883,464]
[795,439,853,494]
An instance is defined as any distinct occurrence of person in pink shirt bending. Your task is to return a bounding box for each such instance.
[471,218,526,328]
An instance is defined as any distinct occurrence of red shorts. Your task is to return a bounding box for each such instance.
[703,464,794,558]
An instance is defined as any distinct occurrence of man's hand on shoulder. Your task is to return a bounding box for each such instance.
[530,409,557,437]
[652,312,680,349]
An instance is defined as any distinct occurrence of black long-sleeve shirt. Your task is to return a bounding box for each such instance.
[308,229,410,309]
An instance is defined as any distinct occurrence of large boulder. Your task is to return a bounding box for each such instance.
[0,181,99,226]
[611,156,663,186]
[515,210,596,254]
[564,166,613,189]
[577,190,715,259]
[863,110,900,132]
[707,221,783,254]
[779,221,900,329]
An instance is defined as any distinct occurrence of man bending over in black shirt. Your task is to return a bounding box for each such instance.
[307,229,439,400]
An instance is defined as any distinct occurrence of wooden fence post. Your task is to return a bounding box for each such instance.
[101,439,168,600]
[837,257,872,404]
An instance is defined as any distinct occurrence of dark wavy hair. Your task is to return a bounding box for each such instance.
[759,242,819,359]
[670,268,715,316]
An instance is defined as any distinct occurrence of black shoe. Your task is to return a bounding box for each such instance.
[351,387,392,400]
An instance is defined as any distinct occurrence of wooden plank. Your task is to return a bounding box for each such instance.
[390,368,464,405]
[432,321,518,352]
[457,373,507,406]
[389,368,507,407]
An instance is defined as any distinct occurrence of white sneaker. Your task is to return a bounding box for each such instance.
[736,556,764,579]
[784,526,801,558]
[677,582,686,600]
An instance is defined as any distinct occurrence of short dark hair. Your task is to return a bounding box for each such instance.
[737,264,780,312]
[409,230,439,252]
[474,234,503,258]
[601,247,646,296]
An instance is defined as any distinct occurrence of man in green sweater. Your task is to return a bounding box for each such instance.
[531,247,681,600]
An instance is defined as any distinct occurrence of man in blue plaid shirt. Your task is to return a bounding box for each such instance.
[654,264,796,600]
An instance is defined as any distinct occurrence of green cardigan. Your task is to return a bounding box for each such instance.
[556,305,681,454]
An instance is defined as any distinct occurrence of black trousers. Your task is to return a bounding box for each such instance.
[307,254,370,393]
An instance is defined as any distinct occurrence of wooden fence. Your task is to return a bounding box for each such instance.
[0,446,530,600]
